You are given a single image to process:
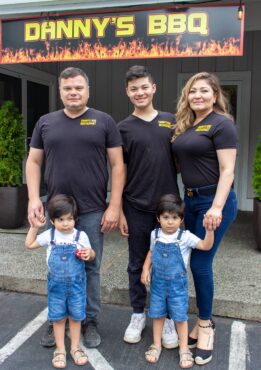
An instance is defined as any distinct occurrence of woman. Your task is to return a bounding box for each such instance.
[171,72,237,365]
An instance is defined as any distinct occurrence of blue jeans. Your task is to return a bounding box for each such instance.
[184,189,237,320]
[77,211,104,324]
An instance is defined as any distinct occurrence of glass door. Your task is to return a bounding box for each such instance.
[27,81,49,146]
[27,81,50,196]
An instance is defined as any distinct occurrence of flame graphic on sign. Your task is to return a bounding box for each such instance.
[0,37,241,64]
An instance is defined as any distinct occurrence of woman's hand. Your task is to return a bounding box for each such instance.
[203,207,222,230]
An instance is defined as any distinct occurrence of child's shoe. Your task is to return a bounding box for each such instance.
[52,349,66,369]
[70,346,88,366]
[179,349,194,369]
[145,344,162,363]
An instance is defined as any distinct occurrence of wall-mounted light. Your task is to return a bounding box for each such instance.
[237,0,243,20]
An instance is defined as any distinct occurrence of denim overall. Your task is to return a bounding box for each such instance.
[149,228,188,322]
[47,228,86,322]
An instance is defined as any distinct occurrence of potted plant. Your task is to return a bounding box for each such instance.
[252,134,261,250]
[0,100,28,228]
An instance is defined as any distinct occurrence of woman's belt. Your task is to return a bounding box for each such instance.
[184,184,217,198]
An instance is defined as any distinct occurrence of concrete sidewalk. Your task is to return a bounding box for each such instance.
[0,211,260,321]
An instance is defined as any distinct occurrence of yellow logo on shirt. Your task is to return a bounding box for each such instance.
[195,125,212,132]
[80,119,96,125]
[158,121,172,128]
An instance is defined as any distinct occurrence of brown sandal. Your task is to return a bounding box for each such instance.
[52,349,66,369]
[179,350,194,369]
[70,346,88,366]
[145,344,162,363]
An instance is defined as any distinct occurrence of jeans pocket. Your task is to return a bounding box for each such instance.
[180,273,188,290]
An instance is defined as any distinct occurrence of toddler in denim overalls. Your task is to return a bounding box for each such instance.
[47,227,86,322]
[141,194,214,369]
[25,194,95,368]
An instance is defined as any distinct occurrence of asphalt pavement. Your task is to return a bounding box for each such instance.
[0,211,260,322]
[1,291,261,370]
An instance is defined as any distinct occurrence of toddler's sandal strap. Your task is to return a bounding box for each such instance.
[179,350,194,369]
[70,346,88,366]
[52,349,67,369]
[145,344,162,363]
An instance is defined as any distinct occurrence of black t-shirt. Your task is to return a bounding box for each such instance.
[118,111,179,212]
[30,108,122,213]
[171,111,237,188]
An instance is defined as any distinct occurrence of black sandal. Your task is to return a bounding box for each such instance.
[195,320,215,365]
[188,320,199,348]
[188,336,197,348]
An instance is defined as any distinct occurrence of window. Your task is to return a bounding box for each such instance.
[0,73,21,111]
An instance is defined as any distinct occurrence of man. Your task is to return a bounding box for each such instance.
[118,65,180,347]
[26,67,125,348]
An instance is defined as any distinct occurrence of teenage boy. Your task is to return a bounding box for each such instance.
[118,65,180,347]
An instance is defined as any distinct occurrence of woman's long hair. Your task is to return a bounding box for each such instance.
[173,72,233,140]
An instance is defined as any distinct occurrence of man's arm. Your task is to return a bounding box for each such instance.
[26,148,45,226]
[118,164,129,237]
[101,146,125,233]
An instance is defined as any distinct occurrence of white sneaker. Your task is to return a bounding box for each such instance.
[123,313,146,343]
[162,318,179,349]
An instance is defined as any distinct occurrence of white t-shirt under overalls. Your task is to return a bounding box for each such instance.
[150,228,201,269]
[37,227,92,264]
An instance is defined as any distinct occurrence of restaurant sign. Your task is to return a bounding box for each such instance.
[0,5,244,64]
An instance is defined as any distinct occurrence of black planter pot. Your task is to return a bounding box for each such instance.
[0,185,28,229]
[253,198,261,251]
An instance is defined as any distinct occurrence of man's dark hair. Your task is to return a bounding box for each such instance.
[59,67,89,86]
[47,194,78,221]
[156,194,185,219]
[125,65,154,86]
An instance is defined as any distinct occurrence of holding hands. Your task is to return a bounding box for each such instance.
[28,198,45,227]
[203,207,222,231]
[32,214,46,228]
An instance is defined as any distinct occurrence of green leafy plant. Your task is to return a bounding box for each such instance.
[0,101,26,186]
[252,135,261,201]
